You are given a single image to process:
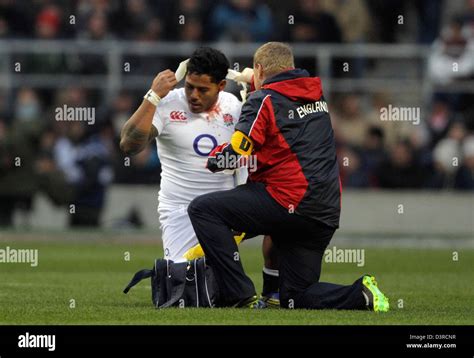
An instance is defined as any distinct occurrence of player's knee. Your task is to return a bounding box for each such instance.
[187,197,200,218]
[188,194,212,218]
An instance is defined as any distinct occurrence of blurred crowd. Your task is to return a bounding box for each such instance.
[1,0,469,43]
[0,0,473,227]
[333,93,474,190]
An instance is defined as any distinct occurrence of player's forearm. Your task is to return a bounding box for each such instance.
[120,100,157,156]
[120,69,177,156]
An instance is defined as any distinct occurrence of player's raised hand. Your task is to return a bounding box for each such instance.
[151,70,178,98]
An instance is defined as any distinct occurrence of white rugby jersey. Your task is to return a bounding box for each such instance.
[152,88,243,206]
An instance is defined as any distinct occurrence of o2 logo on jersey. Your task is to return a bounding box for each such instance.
[193,134,218,156]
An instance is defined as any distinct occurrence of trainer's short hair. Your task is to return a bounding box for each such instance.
[253,42,295,77]
[187,47,230,83]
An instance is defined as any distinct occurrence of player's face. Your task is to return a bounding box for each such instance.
[184,73,225,113]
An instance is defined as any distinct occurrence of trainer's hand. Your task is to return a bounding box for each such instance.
[206,143,229,173]
[151,70,178,98]
[227,68,254,84]
[237,68,254,84]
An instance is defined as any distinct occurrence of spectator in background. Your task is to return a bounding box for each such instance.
[320,0,371,77]
[366,93,412,148]
[360,126,387,184]
[0,88,46,227]
[54,122,113,227]
[428,16,474,86]
[338,145,370,188]
[377,140,425,188]
[366,0,406,43]
[106,59,161,185]
[460,0,474,33]
[35,4,62,39]
[77,0,113,15]
[123,17,168,74]
[71,11,112,75]
[119,1,167,74]
[0,15,8,38]
[165,0,204,42]
[82,11,111,40]
[0,119,14,226]
[286,0,343,76]
[407,119,432,169]
[20,4,69,74]
[209,0,273,42]
[0,0,34,38]
[179,16,203,41]
[455,135,474,189]
[115,143,161,185]
[429,122,465,188]
[0,91,9,125]
[50,87,89,127]
[49,87,93,152]
[135,17,163,42]
[103,90,136,140]
[119,0,154,39]
[288,0,341,43]
[332,94,368,147]
[107,92,161,185]
[462,106,474,134]
[320,0,371,43]
[414,0,444,44]
[76,0,116,36]
[14,87,42,123]
[426,99,455,147]
[35,127,76,208]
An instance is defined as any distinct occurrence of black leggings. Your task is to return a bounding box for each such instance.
[188,182,365,309]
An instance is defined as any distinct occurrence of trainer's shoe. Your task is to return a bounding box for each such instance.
[362,275,390,312]
[233,295,267,309]
[261,292,280,308]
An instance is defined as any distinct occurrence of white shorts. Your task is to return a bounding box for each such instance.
[158,204,197,263]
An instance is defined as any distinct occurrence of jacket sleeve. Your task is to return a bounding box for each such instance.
[234,92,272,149]
[206,92,272,173]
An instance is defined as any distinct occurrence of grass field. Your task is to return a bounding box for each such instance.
[0,236,473,325]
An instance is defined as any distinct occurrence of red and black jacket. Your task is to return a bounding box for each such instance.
[209,69,341,229]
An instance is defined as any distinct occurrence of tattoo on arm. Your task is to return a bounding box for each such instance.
[148,125,158,142]
[121,124,158,156]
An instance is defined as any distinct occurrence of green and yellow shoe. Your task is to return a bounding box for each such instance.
[233,295,267,309]
[362,275,390,312]
[260,292,280,308]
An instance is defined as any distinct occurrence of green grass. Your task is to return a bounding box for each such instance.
[0,239,473,325]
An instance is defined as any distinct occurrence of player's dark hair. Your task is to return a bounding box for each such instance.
[187,47,229,83]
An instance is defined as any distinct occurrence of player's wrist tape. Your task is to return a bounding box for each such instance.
[144,89,161,106]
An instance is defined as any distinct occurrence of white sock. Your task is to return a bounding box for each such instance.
[263,266,279,277]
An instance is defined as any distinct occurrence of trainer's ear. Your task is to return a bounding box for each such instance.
[253,63,264,90]
[218,79,226,91]
[254,63,260,75]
